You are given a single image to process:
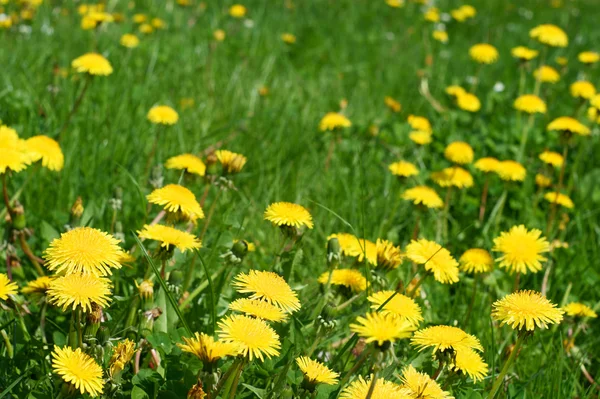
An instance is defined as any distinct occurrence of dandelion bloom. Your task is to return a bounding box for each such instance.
[432,30,448,43]
[456,92,481,112]
[530,24,568,47]
[389,161,418,177]
[25,135,64,171]
[213,29,226,41]
[570,81,596,100]
[400,365,453,398]
[72,53,113,76]
[165,153,206,176]
[44,227,124,276]
[563,302,597,318]
[178,332,240,362]
[147,105,179,125]
[493,290,563,330]
[444,141,474,164]
[402,186,443,209]
[544,192,574,209]
[229,4,247,18]
[495,160,526,182]
[474,157,500,173]
[233,270,300,313]
[411,325,483,353]
[327,233,377,264]
[281,33,296,44]
[319,112,352,131]
[217,314,280,361]
[451,348,488,382]
[406,239,459,284]
[138,224,202,252]
[539,151,563,168]
[120,33,139,48]
[47,274,111,312]
[511,46,538,61]
[493,225,549,274]
[296,357,339,386]
[0,125,32,174]
[547,116,590,136]
[409,130,432,145]
[431,167,474,189]
[215,149,247,173]
[318,269,367,292]
[469,43,499,64]
[0,273,18,300]
[578,51,600,64]
[407,115,432,133]
[21,276,54,296]
[514,94,546,114]
[459,248,493,273]
[445,85,466,97]
[451,4,476,22]
[264,202,313,229]
[52,346,104,397]
[385,0,404,8]
[367,290,423,327]
[132,13,147,23]
[534,66,560,85]
[351,312,415,346]
[375,239,403,269]
[151,18,166,29]
[535,174,552,188]
[139,23,154,34]
[109,339,135,377]
[229,298,288,322]
[136,280,154,300]
[340,376,405,399]
[384,96,402,112]
[424,7,440,22]
[147,184,204,222]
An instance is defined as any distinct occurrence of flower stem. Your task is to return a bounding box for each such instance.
[210,358,242,399]
[479,175,490,222]
[227,359,247,399]
[488,333,525,399]
[18,232,45,276]
[200,188,223,241]
[463,274,479,328]
[338,345,374,389]
[2,173,14,220]
[58,75,91,141]
[546,144,568,236]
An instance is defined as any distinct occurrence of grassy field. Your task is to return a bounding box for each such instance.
[1,0,600,398]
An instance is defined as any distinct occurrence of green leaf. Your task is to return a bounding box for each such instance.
[131,386,150,399]
[241,383,265,399]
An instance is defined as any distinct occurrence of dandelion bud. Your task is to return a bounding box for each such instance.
[97,326,110,346]
[11,202,26,230]
[137,280,154,301]
[326,237,341,265]
[232,240,249,259]
[169,270,184,286]
[71,196,84,218]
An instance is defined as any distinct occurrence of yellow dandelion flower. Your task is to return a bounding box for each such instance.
[178,332,240,362]
[474,157,500,173]
[132,13,147,23]
[367,290,423,327]
[281,33,296,44]
[21,275,54,295]
[44,227,124,276]
[424,8,440,23]
[389,161,418,177]
[137,224,202,252]
[511,46,538,61]
[411,325,483,353]
[530,24,568,47]
[319,112,352,131]
[539,151,563,168]
[0,273,18,300]
[492,290,564,330]
[327,233,360,257]
[72,53,113,76]
[406,239,459,284]
[456,92,481,112]
[136,280,154,300]
[229,4,247,18]
[0,125,32,174]
[556,56,568,66]
[47,274,111,312]
[109,339,135,377]
[534,65,560,83]
[451,348,488,382]
[139,23,154,34]
[495,160,526,182]
[444,141,474,164]
[340,375,406,399]
[493,225,549,274]
[431,167,474,189]
[432,30,448,43]
[451,5,476,22]
[385,96,402,112]
[215,149,247,173]
[120,33,139,48]
[469,43,499,64]
[318,269,367,292]
[535,173,552,188]
[296,357,339,386]
[229,298,288,322]
[402,186,443,209]
[400,365,453,399]
[547,116,590,136]
[233,270,300,313]
[264,202,313,229]
[578,51,600,64]
[25,135,64,171]
[52,346,104,397]
[213,29,226,41]
[385,0,404,8]
[147,184,204,222]
[409,130,433,145]
[563,302,597,318]
[459,248,493,274]
[217,314,280,361]
[147,105,179,125]
[570,81,596,100]
[407,115,432,133]
[514,94,547,114]
[151,18,166,29]
[544,192,574,209]
[375,239,403,269]
[445,85,466,97]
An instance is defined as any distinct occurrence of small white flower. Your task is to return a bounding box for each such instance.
[243,19,254,28]
[440,13,451,22]
[494,82,505,92]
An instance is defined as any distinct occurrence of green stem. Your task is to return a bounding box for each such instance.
[58,75,91,141]
[211,358,242,399]
[488,333,525,399]
[463,274,479,328]
[365,369,378,399]
[1,329,13,358]
[227,359,247,399]
[179,263,227,310]
[408,273,427,298]
[77,308,83,349]
[338,346,374,389]
[200,188,223,241]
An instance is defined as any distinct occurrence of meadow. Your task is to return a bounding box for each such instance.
[1,0,600,398]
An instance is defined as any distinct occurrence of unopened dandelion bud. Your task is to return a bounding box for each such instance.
[11,202,26,230]
[169,270,184,286]
[327,237,341,265]
[71,196,84,218]
[97,326,110,346]
[232,240,248,259]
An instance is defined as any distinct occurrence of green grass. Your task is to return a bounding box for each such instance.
[1,0,600,398]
